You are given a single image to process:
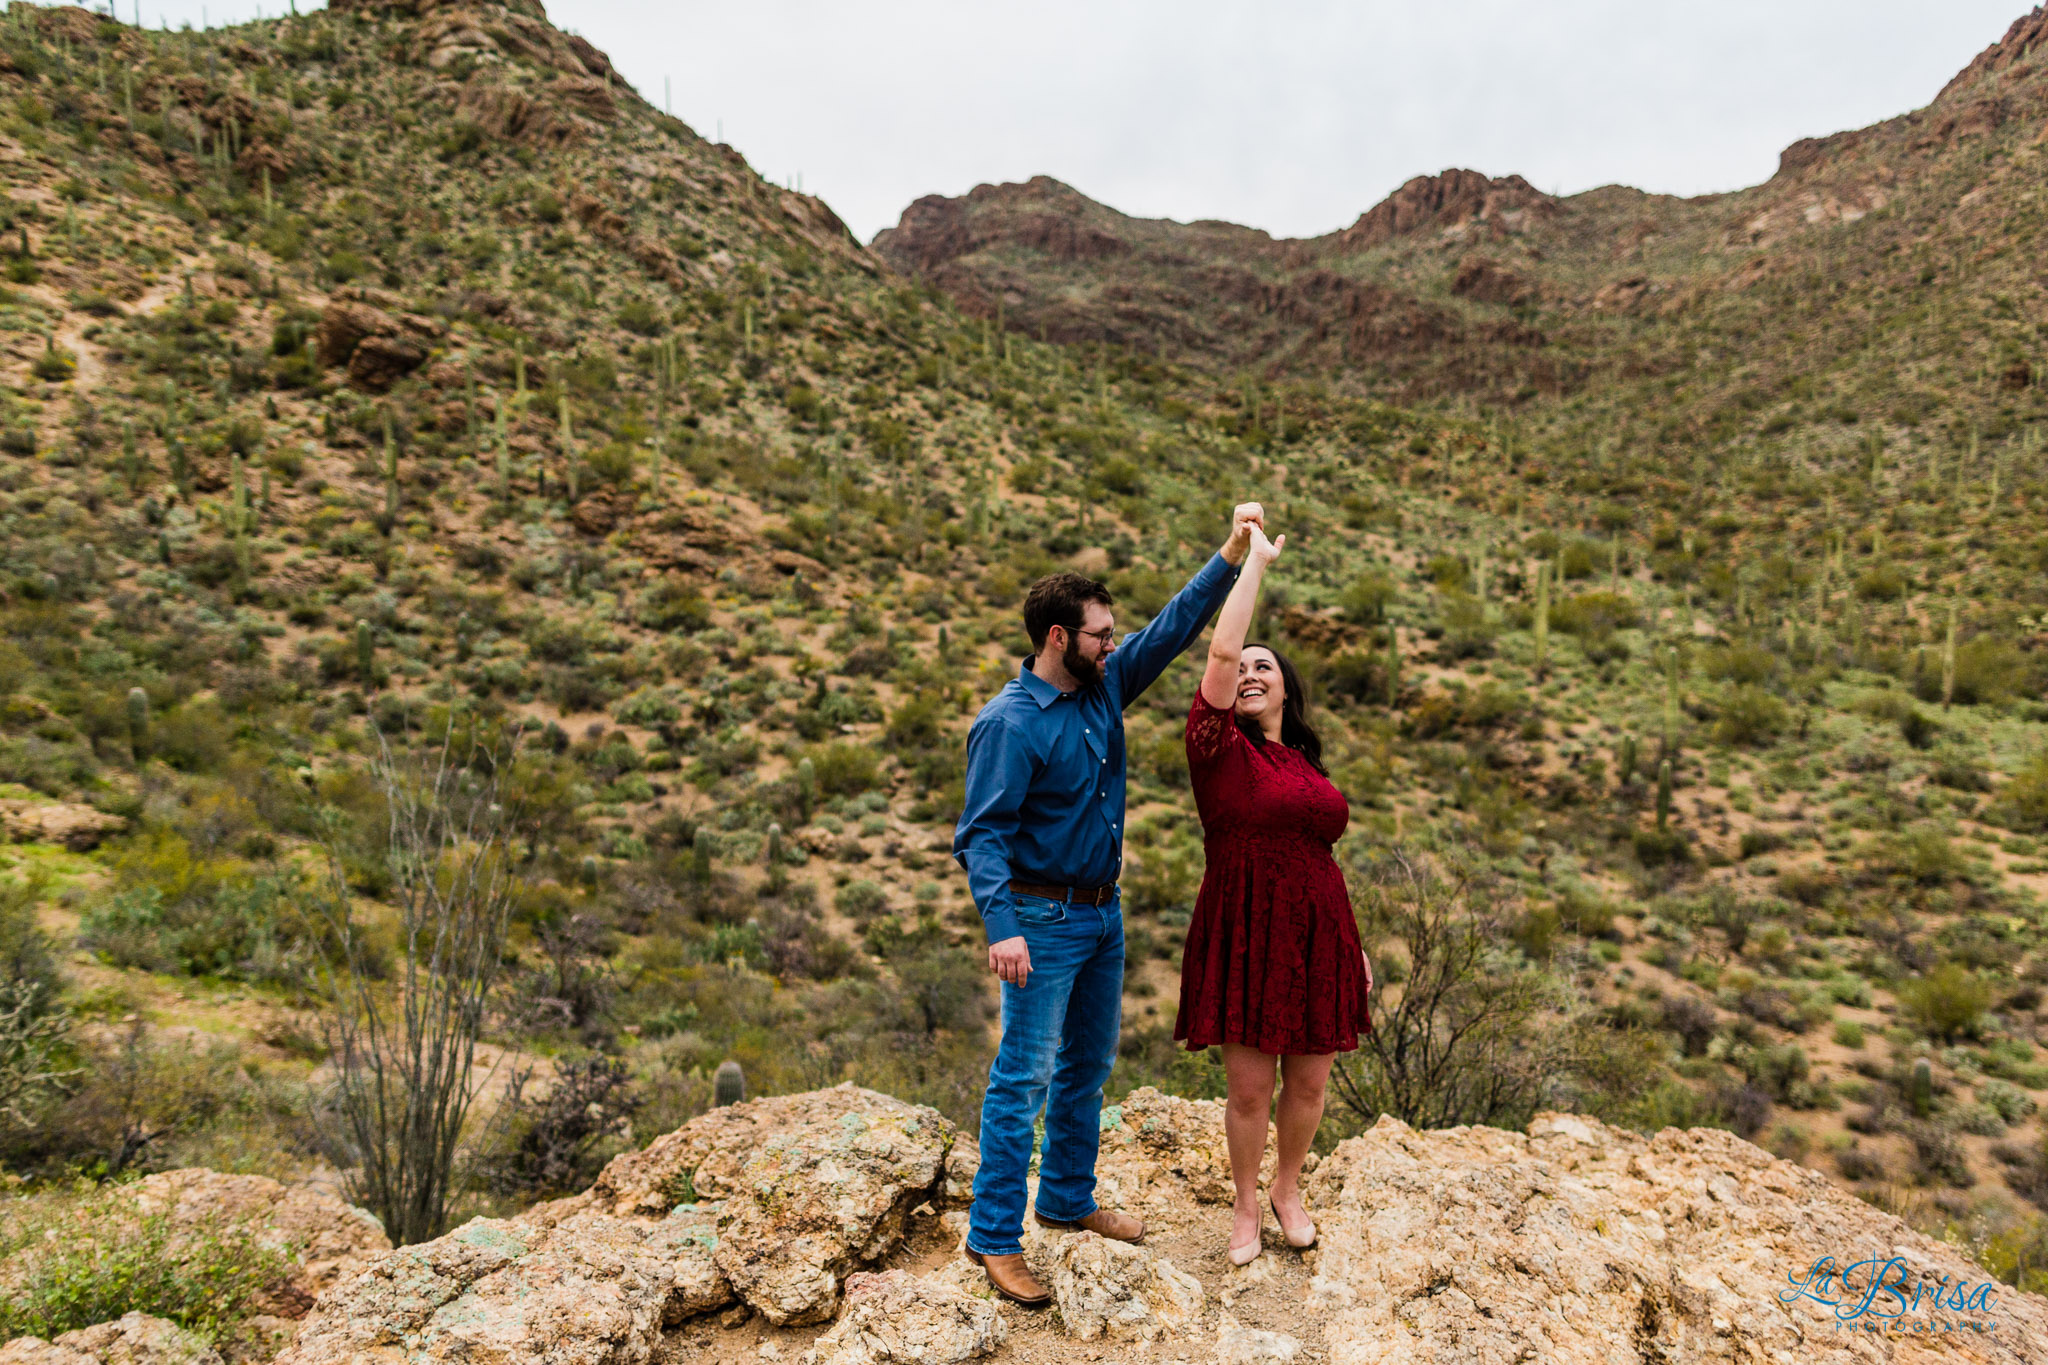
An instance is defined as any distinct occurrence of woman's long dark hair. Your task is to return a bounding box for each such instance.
[1235,642,1326,775]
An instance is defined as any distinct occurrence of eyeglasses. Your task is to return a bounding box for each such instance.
[1070,626,1118,649]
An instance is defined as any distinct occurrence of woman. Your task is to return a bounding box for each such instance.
[1174,522,1372,1265]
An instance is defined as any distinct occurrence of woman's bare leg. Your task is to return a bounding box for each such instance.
[1270,1052,1336,1234]
[1221,1043,1277,1250]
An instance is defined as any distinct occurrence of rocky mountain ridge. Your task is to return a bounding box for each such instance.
[874,6,2048,418]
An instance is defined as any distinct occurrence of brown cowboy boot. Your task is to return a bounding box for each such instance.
[1032,1206,1145,1242]
[964,1250,1051,1306]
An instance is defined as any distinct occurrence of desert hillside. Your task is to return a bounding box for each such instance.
[0,0,2044,1357]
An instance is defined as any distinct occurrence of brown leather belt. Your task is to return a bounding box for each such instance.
[1010,880,1118,905]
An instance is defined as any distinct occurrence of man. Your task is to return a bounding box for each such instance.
[953,502,1266,1304]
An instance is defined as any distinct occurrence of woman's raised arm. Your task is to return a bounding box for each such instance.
[1199,526,1284,709]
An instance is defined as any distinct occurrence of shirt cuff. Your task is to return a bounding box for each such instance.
[981,906,1022,945]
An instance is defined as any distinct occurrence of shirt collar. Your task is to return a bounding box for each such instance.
[1017,656,1072,709]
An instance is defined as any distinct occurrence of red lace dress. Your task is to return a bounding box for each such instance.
[1173,689,1371,1055]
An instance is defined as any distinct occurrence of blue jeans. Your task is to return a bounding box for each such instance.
[967,889,1124,1257]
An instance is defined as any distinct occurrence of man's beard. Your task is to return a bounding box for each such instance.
[1062,636,1102,689]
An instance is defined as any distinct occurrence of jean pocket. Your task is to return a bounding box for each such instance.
[1013,896,1069,926]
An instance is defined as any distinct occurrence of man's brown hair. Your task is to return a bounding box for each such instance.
[1023,572,1114,651]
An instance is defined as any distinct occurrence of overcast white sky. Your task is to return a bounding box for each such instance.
[132,0,2026,242]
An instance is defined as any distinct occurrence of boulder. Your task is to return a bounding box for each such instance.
[0,1314,220,1365]
[799,1269,1004,1365]
[1024,1229,1204,1343]
[0,798,125,851]
[710,1089,956,1325]
[1304,1110,2048,1365]
[345,334,428,391]
[314,299,392,369]
[1098,1086,1275,1207]
[272,1206,730,1365]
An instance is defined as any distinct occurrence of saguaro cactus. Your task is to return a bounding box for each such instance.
[1909,1057,1933,1117]
[1941,601,1958,709]
[714,1059,746,1107]
[126,686,149,763]
[355,619,375,686]
[1655,758,1673,832]
[1532,563,1550,679]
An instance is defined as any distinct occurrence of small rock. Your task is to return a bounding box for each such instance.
[800,1269,1005,1365]
[1034,1229,1204,1343]
[0,1313,220,1364]
[1215,1312,1300,1365]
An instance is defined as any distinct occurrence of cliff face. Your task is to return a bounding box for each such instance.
[92,1085,2040,1365]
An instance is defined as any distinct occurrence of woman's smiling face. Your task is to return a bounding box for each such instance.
[1235,646,1285,722]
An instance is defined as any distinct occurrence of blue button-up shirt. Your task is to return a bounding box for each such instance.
[953,552,1241,944]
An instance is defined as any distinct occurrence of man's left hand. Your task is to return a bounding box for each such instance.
[1222,502,1266,565]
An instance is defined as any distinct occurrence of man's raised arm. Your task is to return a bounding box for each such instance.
[1105,502,1264,706]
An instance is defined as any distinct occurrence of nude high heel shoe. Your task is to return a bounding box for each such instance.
[1269,1191,1316,1250]
[1227,1207,1263,1266]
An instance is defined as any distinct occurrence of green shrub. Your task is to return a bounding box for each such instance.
[1339,570,1395,625]
[0,1187,294,1346]
[616,298,664,336]
[1713,685,1786,748]
[77,875,305,982]
[836,879,887,921]
[1832,1019,1864,1049]
[1993,750,2048,833]
[807,741,880,796]
[637,577,712,633]
[1978,1077,2036,1123]
[1897,963,1992,1042]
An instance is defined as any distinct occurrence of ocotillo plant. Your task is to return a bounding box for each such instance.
[126,686,149,763]
[355,619,375,687]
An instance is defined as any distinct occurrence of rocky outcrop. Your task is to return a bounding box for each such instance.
[1303,1110,2048,1365]
[271,1207,728,1365]
[100,1087,2047,1364]
[285,1083,959,1360]
[315,289,443,391]
[1331,169,1555,253]
[0,1315,219,1365]
[0,798,124,851]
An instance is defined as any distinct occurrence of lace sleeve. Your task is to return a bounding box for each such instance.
[1185,688,1244,770]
